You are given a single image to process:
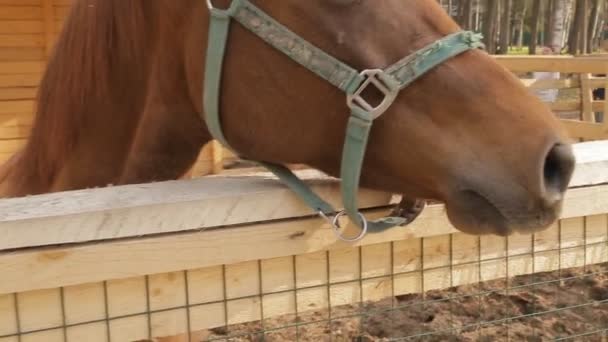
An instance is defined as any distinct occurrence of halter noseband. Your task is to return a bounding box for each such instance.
[203,0,484,241]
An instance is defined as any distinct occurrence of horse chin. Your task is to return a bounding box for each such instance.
[444,190,559,237]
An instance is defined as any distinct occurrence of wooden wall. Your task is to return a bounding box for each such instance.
[0,0,70,163]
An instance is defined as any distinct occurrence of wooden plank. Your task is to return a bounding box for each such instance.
[16,288,62,332]
[0,87,37,100]
[66,323,107,342]
[0,173,393,251]
[1,140,606,252]
[0,73,41,87]
[63,282,106,325]
[520,78,580,90]
[0,47,44,61]
[585,214,608,265]
[550,101,581,112]
[569,141,608,187]
[211,140,223,174]
[0,112,33,126]
[0,100,34,114]
[580,73,594,122]
[0,184,606,295]
[0,0,41,5]
[0,7,43,20]
[560,120,608,140]
[0,21,43,34]
[0,34,44,47]
[495,56,608,73]
[0,139,24,153]
[0,294,17,337]
[21,329,63,342]
[587,78,608,88]
[42,0,54,57]
[548,101,602,113]
[0,124,31,139]
[0,61,44,74]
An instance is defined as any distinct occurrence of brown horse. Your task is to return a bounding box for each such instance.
[0,0,575,236]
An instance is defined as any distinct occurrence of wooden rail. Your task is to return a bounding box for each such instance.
[0,141,607,341]
[496,55,608,142]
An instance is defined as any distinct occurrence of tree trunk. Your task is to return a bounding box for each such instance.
[544,0,554,46]
[529,0,543,54]
[461,0,474,29]
[517,6,527,48]
[475,0,482,31]
[499,0,512,54]
[588,0,601,52]
[568,0,585,54]
[547,0,569,53]
[483,0,500,53]
[563,0,574,50]
[448,0,454,17]
[582,0,590,53]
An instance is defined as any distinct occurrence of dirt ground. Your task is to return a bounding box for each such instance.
[151,263,608,341]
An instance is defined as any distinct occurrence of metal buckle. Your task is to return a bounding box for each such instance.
[206,0,236,15]
[347,69,398,119]
[319,210,368,242]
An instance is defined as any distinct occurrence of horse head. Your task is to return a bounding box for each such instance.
[204,0,574,236]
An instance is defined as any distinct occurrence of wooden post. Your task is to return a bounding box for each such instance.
[588,0,602,52]
[211,140,224,174]
[499,0,512,54]
[483,0,500,53]
[581,0,590,54]
[580,73,595,123]
[529,0,543,54]
[41,0,55,58]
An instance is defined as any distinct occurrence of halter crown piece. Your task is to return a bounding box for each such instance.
[203,0,485,242]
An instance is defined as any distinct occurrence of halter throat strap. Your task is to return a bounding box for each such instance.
[203,0,484,241]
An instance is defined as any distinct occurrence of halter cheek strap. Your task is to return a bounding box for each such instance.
[203,0,484,241]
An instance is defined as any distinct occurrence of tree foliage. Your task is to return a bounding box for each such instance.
[437,0,607,54]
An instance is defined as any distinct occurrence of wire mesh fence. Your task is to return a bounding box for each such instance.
[0,216,607,342]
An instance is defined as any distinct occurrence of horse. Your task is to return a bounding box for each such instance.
[0,0,575,237]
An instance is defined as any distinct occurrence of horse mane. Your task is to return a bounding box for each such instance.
[13,0,156,191]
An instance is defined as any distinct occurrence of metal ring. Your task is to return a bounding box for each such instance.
[330,211,368,242]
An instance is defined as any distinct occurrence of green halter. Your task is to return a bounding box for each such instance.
[203,0,484,241]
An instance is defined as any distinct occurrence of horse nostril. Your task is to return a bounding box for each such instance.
[543,143,575,198]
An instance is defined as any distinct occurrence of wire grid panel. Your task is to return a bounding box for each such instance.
[0,215,607,342]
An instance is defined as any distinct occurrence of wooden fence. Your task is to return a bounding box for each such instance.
[0,140,607,341]
[495,55,608,142]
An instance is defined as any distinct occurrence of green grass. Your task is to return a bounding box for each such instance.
[507,46,530,55]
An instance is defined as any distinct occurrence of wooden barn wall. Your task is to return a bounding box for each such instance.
[0,0,70,163]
